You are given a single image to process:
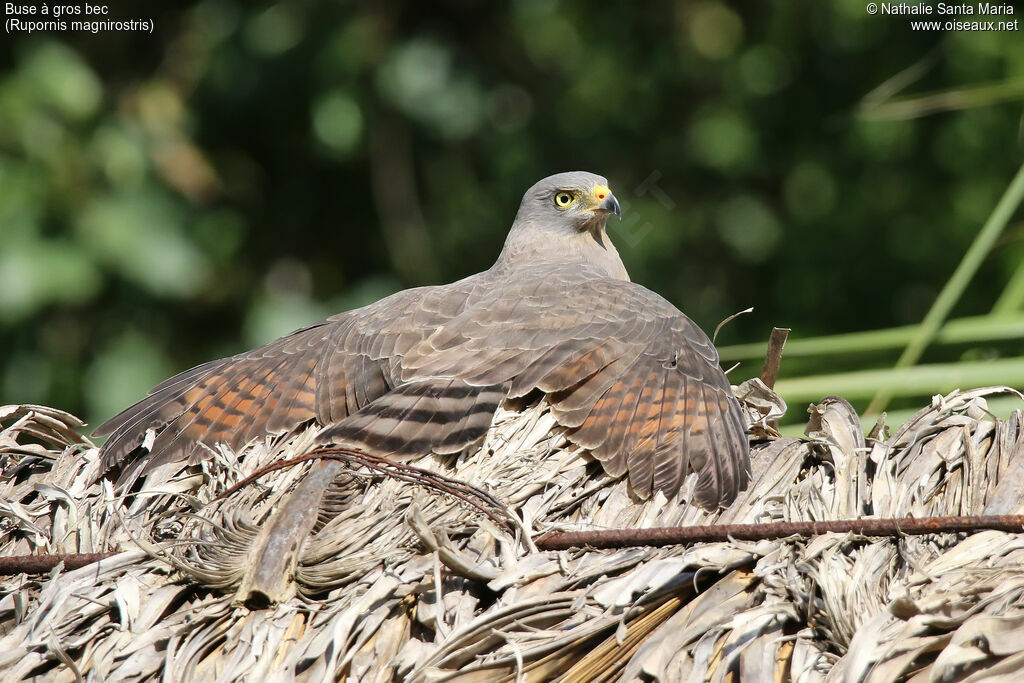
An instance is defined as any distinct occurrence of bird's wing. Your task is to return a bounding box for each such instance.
[94,265,748,507]
[397,267,750,507]
[92,283,470,471]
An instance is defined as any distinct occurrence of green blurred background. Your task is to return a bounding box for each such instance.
[1,1,1023,431]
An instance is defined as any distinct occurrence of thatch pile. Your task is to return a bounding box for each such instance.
[1,384,1023,681]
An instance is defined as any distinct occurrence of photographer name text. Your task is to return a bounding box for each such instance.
[878,3,1013,15]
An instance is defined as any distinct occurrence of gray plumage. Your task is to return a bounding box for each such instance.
[95,171,750,508]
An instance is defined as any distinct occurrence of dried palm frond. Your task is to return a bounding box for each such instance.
[1,386,1023,682]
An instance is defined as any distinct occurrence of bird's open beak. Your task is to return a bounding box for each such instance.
[592,185,623,220]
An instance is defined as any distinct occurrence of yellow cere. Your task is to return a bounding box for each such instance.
[593,185,612,201]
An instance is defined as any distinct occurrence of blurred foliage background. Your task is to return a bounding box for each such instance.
[1,0,1023,431]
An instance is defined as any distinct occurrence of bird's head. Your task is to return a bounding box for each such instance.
[514,171,623,236]
[497,171,629,280]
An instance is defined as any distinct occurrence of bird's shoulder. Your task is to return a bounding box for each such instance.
[460,264,706,341]
[401,263,722,378]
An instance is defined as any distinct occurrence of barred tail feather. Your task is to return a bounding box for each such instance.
[316,379,507,458]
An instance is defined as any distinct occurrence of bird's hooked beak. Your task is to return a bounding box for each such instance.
[592,185,622,221]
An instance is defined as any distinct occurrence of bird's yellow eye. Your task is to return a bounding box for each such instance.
[554,191,576,208]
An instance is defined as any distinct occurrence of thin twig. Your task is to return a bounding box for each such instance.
[533,515,1024,551]
[759,327,790,390]
[713,307,754,343]
[8,514,1024,576]
[0,552,118,576]
[211,446,519,535]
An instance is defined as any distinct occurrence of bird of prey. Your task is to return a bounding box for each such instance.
[95,172,750,508]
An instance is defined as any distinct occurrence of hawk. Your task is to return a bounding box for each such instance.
[95,172,750,508]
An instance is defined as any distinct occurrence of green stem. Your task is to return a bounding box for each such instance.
[718,314,1024,361]
[992,260,1024,315]
[859,79,1024,120]
[866,160,1024,415]
[780,357,1024,403]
